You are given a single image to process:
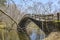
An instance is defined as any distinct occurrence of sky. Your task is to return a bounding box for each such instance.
[11,0,60,14]
[13,0,58,6]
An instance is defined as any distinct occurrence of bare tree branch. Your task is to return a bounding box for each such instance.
[0,9,18,26]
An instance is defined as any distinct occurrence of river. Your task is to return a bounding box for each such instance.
[30,29,45,40]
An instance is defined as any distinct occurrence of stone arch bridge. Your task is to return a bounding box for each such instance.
[17,14,58,37]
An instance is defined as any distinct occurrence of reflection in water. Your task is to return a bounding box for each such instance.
[30,30,45,40]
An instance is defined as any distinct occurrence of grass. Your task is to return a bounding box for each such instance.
[0,22,20,40]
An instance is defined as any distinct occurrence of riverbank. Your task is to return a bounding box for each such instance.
[44,32,60,40]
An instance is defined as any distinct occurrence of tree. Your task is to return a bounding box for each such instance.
[24,2,43,14]
[0,0,7,5]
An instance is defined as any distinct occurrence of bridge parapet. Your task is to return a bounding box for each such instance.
[25,14,54,22]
